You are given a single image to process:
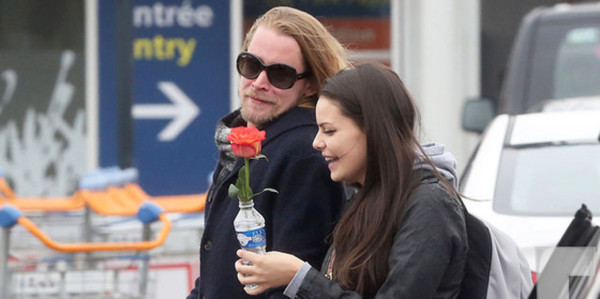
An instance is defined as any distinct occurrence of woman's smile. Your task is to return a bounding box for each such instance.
[313,97,367,185]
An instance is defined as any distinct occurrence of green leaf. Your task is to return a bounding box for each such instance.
[240,186,254,201]
[237,165,247,183]
[252,154,269,162]
[233,179,247,201]
[234,165,254,201]
[262,188,278,194]
[228,184,239,199]
[253,188,279,197]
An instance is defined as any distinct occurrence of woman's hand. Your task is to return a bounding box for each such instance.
[235,249,304,295]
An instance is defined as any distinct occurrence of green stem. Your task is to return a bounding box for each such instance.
[244,157,250,199]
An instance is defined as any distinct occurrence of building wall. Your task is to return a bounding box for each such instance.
[395,0,481,174]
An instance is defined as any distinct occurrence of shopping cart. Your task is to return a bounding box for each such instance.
[0,167,206,297]
[0,202,171,298]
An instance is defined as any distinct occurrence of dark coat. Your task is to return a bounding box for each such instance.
[187,107,346,299]
[295,172,468,299]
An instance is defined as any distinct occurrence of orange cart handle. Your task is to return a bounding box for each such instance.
[17,214,171,252]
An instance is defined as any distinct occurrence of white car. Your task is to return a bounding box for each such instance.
[460,110,600,272]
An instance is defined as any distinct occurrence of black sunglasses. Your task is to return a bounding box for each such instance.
[236,51,310,89]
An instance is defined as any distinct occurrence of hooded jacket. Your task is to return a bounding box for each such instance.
[285,143,468,299]
[187,107,346,299]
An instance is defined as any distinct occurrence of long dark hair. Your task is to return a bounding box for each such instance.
[321,63,450,297]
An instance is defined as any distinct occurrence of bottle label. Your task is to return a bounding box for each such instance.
[237,228,266,248]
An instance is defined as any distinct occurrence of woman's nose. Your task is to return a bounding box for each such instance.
[312,135,324,150]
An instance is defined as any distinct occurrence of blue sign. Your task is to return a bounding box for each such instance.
[99,0,230,195]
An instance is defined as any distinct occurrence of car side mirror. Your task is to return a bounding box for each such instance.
[462,97,496,133]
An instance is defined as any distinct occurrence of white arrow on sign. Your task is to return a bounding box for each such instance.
[132,81,200,141]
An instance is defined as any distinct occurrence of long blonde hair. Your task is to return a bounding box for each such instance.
[242,6,349,108]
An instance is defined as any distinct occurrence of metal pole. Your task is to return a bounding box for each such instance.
[84,0,99,170]
[138,224,151,297]
[230,0,243,111]
[59,268,67,299]
[84,205,94,269]
[116,0,135,168]
[1,228,11,299]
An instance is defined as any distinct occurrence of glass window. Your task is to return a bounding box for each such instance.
[554,27,600,99]
[494,144,600,216]
[528,21,600,110]
[242,0,391,65]
[0,0,86,196]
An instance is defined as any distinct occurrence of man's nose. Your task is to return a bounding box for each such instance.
[251,70,270,89]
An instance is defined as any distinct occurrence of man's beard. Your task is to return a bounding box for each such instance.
[240,105,275,127]
[240,90,276,127]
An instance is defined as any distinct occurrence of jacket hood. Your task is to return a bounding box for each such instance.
[414,142,459,189]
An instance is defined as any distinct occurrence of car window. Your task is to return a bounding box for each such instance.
[554,27,600,99]
[528,22,600,111]
[493,143,600,216]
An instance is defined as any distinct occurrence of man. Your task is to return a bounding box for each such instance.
[187,6,349,299]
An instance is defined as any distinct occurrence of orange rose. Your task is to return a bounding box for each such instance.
[226,127,276,202]
[227,127,266,158]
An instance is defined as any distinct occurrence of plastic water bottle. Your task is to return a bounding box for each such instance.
[233,199,266,289]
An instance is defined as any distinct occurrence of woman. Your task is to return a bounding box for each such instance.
[235,63,468,298]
